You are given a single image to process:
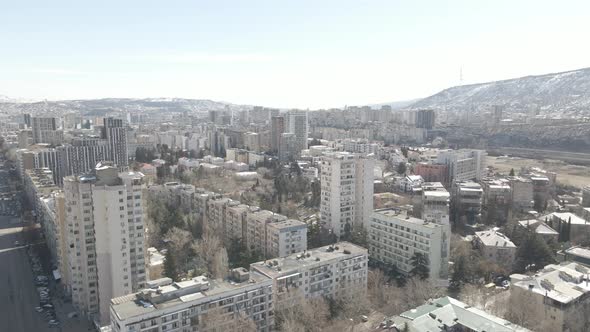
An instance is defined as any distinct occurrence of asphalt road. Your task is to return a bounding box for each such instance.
[0,165,92,332]
[0,214,54,331]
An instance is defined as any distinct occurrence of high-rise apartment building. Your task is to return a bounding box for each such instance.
[60,137,111,178]
[31,116,64,145]
[64,163,146,325]
[102,117,128,168]
[16,146,65,185]
[415,109,435,129]
[320,152,374,238]
[286,110,308,153]
[278,132,297,162]
[270,116,285,153]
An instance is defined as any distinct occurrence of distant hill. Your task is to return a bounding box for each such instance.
[0,97,249,115]
[0,94,36,103]
[410,67,590,115]
[369,98,422,110]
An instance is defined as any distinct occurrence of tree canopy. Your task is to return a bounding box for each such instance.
[409,252,430,280]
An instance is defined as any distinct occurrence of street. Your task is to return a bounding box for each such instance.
[0,215,58,331]
[0,160,91,332]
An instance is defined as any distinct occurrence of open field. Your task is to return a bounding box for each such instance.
[487,156,590,188]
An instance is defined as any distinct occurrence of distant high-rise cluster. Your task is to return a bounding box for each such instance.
[30,116,64,145]
[15,117,129,185]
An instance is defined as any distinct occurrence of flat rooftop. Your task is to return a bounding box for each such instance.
[111,272,271,321]
[565,247,590,260]
[511,262,590,305]
[268,219,307,230]
[423,190,450,198]
[251,241,367,279]
[373,208,442,229]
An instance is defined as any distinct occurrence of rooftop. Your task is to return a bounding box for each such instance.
[251,241,367,279]
[565,247,590,260]
[393,296,529,332]
[267,219,307,230]
[111,271,271,321]
[545,212,587,225]
[373,208,442,229]
[511,262,590,305]
[517,220,558,235]
[475,230,516,248]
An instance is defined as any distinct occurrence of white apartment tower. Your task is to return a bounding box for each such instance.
[320,152,374,238]
[64,163,146,326]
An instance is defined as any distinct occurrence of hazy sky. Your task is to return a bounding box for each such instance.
[1,0,590,109]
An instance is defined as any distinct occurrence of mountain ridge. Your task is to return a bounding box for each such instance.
[409,67,590,115]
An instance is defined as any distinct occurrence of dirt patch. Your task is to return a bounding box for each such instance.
[488,156,590,188]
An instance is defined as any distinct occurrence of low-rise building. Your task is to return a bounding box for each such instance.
[557,246,590,267]
[452,181,483,225]
[413,163,448,185]
[110,270,274,332]
[398,175,424,193]
[473,229,516,270]
[390,296,530,332]
[544,212,590,245]
[508,176,534,211]
[250,242,368,310]
[510,262,590,332]
[369,208,449,279]
[517,219,559,243]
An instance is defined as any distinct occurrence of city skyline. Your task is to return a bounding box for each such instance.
[2,0,590,109]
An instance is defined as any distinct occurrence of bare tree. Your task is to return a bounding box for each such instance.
[211,247,229,279]
[402,277,446,310]
[192,233,228,279]
[504,290,552,331]
[277,297,331,332]
[366,270,446,317]
[199,306,257,332]
[165,226,194,273]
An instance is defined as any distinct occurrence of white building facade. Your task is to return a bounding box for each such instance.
[320,152,374,238]
[64,164,147,325]
[369,208,449,279]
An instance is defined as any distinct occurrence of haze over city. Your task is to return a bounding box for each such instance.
[2,2,590,332]
[2,0,590,108]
